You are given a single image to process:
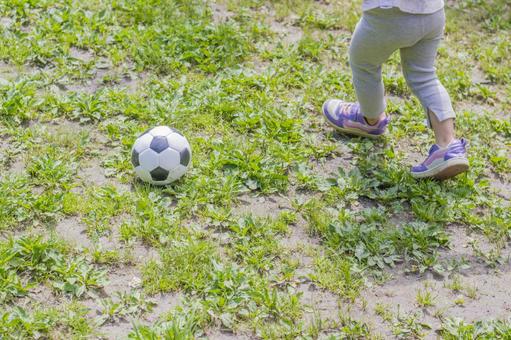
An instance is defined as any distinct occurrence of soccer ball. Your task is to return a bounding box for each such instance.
[131,126,191,185]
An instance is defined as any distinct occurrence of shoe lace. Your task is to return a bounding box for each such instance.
[338,102,356,117]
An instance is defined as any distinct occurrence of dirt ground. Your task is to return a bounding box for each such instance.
[2,1,510,338]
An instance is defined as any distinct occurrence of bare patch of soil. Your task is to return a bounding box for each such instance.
[103,265,142,296]
[97,321,133,340]
[246,57,271,74]
[471,66,491,85]
[0,139,10,167]
[7,157,25,176]
[129,242,160,265]
[44,118,86,134]
[77,157,132,193]
[489,176,511,201]
[298,283,340,325]
[253,5,303,46]
[456,100,509,119]
[280,214,336,330]
[79,161,109,187]
[206,330,252,340]
[144,292,181,323]
[270,20,303,46]
[0,17,13,28]
[64,68,110,94]
[69,47,95,62]
[281,215,317,249]
[210,2,234,24]
[316,153,354,177]
[120,71,149,94]
[235,193,292,218]
[282,215,319,280]
[55,216,92,249]
[16,284,61,309]
[0,61,23,81]
[347,227,511,337]
[350,269,511,337]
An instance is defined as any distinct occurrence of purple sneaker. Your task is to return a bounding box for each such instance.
[322,99,389,138]
[411,139,469,180]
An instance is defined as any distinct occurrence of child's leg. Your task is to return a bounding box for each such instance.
[428,110,455,147]
[401,10,468,179]
[399,10,456,147]
[321,14,398,138]
[322,9,418,137]
[349,15,399,120]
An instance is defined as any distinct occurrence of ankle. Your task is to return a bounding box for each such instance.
[364,113,385,126]
[430,115,456,148]
[437,137,455,148]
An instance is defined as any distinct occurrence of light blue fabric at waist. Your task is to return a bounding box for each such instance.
[362,0,444,14]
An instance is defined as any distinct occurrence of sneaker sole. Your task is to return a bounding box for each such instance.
[412,157,470,180]
[322,102,383,139]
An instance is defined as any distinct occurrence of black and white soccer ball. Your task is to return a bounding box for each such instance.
[131,126,191,185]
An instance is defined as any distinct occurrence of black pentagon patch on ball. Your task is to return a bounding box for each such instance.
[150,167,169,181]
[180,148,190,166]
[150,136,169,153]
[131,149,140,167]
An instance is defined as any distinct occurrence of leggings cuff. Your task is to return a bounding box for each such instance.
[426,107,456,128]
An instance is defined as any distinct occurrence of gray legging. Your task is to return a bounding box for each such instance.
[349,7,455,123]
